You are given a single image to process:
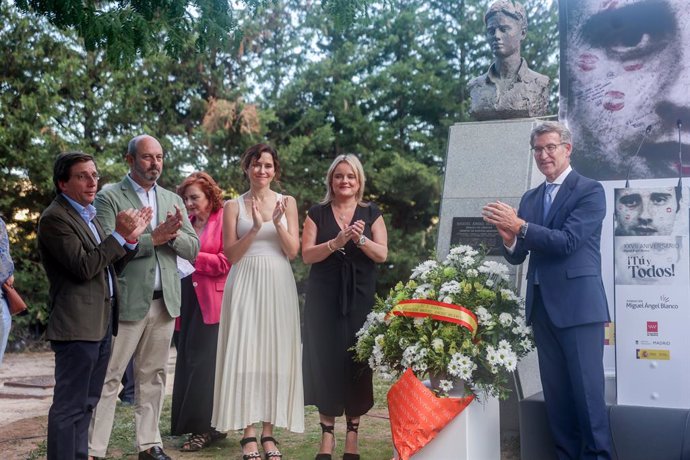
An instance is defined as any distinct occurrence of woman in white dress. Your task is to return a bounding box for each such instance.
[212,143,303,460]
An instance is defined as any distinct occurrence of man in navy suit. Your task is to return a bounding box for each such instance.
[483,121,612,459]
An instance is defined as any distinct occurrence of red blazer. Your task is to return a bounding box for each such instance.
[190,207,230,325]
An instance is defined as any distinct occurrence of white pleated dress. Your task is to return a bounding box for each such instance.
[211,195,304,433]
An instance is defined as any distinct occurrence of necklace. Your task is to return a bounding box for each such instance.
[333,202,357,229]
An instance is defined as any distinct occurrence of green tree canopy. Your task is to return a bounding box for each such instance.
[1,0,559,344]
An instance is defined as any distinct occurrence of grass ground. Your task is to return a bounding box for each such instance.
[27,378,395,459]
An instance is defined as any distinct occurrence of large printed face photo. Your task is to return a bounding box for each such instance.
[614,186,679,236]
[561,0,690,181]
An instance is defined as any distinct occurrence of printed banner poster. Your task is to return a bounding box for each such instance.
[614,185,690,408]
[559,0,690,182]
[560,0,690,408]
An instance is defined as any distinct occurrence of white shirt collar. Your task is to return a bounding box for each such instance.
[548,166,572,186]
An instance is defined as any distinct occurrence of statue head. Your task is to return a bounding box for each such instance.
[484,1,527,59]
[485,0,527,32]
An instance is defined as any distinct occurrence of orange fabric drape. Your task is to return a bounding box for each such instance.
[387,368,474,459]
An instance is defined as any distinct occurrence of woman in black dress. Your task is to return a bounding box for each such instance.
[172,172,230,451]
[302,154,388,460]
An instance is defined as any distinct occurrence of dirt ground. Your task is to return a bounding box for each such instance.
[0,350,177,460]
[0,351,55,459]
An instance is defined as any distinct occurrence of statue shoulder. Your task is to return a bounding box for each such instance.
[468,73,488,90]
[523,65,550,87]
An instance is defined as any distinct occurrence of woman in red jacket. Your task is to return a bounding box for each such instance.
[172,172,230,451]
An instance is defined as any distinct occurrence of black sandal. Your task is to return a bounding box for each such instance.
[240,436,261,460]
[260,435,283,460]
[315,423,336,460]
[342,419,360,460]
[180,432,212,452]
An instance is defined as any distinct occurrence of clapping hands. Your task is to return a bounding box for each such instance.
[272,196,289,226]
[152,204,184,246]
[114,207,153,242]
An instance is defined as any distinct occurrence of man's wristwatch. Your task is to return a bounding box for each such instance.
[518,223,528,239]
[357,235,366,247]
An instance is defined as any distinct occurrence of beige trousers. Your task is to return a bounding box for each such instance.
[88,299,175,457]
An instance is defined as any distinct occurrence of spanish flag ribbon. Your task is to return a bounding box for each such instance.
[387,299,478,338]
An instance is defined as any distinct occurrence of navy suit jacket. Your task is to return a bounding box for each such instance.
[504,170,610,328]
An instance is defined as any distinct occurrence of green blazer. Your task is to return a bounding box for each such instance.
[38,195,137,341]
[95,176,199,321]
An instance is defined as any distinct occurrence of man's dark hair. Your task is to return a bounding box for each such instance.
[53,151,94,195]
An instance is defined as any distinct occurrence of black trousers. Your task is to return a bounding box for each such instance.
[47,326,112,460]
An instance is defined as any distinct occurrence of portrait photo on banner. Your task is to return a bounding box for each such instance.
[559,0,690,181]
[613,186,689,285]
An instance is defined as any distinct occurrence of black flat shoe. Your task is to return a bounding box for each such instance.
[138,446,171,460]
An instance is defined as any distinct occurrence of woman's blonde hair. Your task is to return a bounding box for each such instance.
[321,154,367,205]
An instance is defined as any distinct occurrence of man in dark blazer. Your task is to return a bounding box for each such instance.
[483,121,612,459]
[38,152,151,460]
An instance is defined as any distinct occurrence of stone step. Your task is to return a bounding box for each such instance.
[0,375,55,399]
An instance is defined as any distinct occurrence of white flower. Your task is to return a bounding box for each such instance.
[498,339,512,351]
[466,268,479,277]
[438,379,454,393]
[418,347,429,359]
[410,260,438,281]
[499,313,513,327]
[485,279,494,288]
[485,346,501,367]
[500,288,520,303]
[356,311,387,338]
[478,260,510,282]
[511,316,532,335]
[444,245,479,266]
[503,353,518,372]
[413,317,425,326]
[475,306,495,327]
[412,361,427,373]
[431,338,444,353]
[447,352,477,380]
[374,334,385,347]
[401,345,419,368]
[439,280,461,296]
[413,283,433,299]
[520,337,534,352]
[440,295,453,304]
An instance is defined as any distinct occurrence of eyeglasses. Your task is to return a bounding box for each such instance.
[531,143,567,155]
[72,172,101,182]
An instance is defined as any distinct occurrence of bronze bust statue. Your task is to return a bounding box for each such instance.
[468,0,550,121]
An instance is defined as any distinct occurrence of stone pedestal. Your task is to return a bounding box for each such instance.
[437,117,548,261]
[393,394,501,460]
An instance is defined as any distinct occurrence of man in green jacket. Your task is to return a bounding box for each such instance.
[88,135,199,460]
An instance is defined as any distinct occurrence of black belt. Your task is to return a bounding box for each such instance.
[152,290,163,300]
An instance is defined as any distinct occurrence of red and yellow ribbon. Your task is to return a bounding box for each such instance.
[387,299,478,338]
